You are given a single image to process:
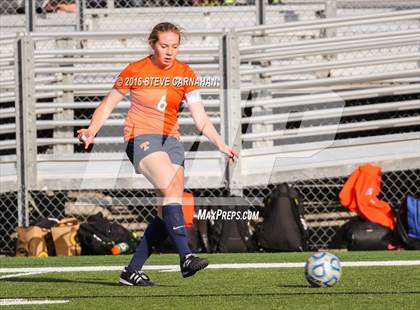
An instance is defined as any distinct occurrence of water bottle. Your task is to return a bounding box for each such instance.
[111,242,130,255]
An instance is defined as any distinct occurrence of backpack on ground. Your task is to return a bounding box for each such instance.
[395,195,420,250]
[77,212,138,255]
[256,183,309,252]
[208,197,256,253]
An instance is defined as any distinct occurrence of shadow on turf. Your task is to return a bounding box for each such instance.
[3,291,420,300]
[277,284,310,288]
[1,277,176,288]
[2,278,419,298]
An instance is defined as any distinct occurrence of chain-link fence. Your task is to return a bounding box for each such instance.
[0,0,80,34]
[0,1,26,33]
[34,0,80,32]
[3,1,419,34]
[243,169,420,250]
[1,169,418,254]
[0,192,18,255]
[1,4,419,256]
[81,0,420,32]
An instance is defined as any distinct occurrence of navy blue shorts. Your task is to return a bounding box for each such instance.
[125,134,185,173]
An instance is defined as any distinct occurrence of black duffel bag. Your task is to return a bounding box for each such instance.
[78,212,138,255]
[331,217,394,250]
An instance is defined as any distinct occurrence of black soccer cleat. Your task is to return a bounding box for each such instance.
[181,254,209,278]
[119,267,154,286]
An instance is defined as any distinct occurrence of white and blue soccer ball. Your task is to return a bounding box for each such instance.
[304,252,342,287]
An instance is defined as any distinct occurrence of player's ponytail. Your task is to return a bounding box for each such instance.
[148,22,183,47]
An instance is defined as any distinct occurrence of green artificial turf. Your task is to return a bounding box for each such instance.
[1,251,419,309]
[1,251,420,268]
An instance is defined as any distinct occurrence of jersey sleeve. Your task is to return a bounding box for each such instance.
[183,66,202,106]
[113,64,133,95]
[184,66,200,94]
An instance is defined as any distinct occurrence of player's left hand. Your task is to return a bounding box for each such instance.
[218,143,239,165]
[76,128,94,150]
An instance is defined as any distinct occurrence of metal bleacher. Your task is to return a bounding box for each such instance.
[1,8,419,194]
[0,3,419,253]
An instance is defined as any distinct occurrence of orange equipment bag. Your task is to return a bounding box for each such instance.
[182,192,195,228]
[339,163,395,230]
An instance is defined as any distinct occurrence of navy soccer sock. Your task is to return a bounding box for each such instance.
[162,203,192,262]
[126,216,168,272]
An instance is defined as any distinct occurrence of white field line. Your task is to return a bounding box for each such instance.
[0,299,69,306]
[0,272,45,280]
[160,260,420,272]
[0,260,419,276]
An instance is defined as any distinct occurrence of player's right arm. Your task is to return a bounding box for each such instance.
[77,64,132,149]
[77,89,125,149]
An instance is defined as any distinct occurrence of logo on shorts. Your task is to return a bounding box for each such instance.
[139,141,150,151]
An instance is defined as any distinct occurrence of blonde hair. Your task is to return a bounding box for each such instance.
[148,22,182,46]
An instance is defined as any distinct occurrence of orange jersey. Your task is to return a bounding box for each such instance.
[113,55,199,141]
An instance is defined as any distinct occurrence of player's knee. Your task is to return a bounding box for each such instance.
[169,181,183,198]
[161,180,183,200]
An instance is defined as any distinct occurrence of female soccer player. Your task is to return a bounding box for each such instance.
[77,22,238,286]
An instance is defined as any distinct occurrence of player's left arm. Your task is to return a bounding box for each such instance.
[186,90,238,164]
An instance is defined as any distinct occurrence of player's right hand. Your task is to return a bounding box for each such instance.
[76,128,94,150]
[218,143,239,166]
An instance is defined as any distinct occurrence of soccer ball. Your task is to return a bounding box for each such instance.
[304,252,342,287]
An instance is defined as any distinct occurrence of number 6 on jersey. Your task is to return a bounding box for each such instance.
[157,95,167,112]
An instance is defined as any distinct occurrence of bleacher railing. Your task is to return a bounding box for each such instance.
[0,9,419,254]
